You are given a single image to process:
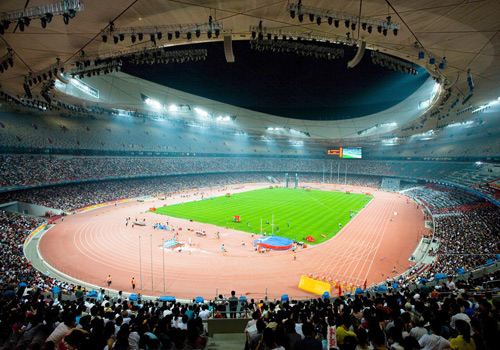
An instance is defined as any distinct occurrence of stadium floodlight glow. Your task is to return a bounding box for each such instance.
[194,107,213,119]
[216,115,235,122]
[114,109,132,117]
[357,125,378,135]
[382,137,398,143]
[446,121,474,128]
[185,120,210,128]
[144,97,162,110]
[380,122,397,127]
[266,127,285,131]
[472,97,500,114]
[167,104,191,112]
[431,82,441,102]
[416,130,434,137]
[70,78,99,98]
[418,99,430,109]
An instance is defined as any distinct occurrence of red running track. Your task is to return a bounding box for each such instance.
[39,185,426,300]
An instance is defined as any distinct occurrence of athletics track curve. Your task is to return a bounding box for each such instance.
[39,184,427,300]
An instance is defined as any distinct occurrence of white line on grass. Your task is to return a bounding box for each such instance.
[299,189,340,214]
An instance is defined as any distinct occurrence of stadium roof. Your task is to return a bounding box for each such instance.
[0,0,499,141]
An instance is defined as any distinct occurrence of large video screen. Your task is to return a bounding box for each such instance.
[342,147,362,159]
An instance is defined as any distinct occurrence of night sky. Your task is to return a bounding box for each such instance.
[123,41,428,120]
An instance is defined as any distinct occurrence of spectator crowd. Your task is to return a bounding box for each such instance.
[1,266,499,349]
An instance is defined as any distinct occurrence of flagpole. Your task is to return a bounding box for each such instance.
[162,237,165,293]
[271,214,274,236]
[150,234,153,292]
[139,235,143,290]
[345,163,347,185]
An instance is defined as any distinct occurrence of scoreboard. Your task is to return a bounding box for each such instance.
[327,147,362,159]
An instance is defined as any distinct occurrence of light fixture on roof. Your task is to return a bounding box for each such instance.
[101,20,223,44]
[0,1,83,32]
[250,38,344,60]
[371,51,418,75]
[467,69,474,91]
[0,49,14,74]
[41,13,53,28]
[287,3,399,36]
[249,24,351,47]
[438,58,446,69]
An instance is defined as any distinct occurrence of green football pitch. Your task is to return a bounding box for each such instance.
[153,187,371,244]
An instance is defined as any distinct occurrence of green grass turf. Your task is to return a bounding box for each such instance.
[153,187,371,244]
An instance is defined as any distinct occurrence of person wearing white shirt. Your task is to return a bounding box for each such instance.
[418,321,449,350]
[409,320,428,341]
[198,305,211,320]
